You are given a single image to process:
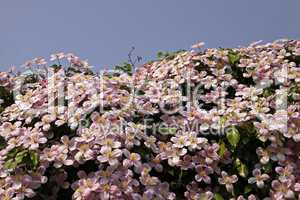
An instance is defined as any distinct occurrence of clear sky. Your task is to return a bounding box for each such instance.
[0,0,299,70]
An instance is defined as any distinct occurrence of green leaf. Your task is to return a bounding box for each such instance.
[156,50,185,60]
[6,147,20,159]
[114,62,132,75]
[226,126,240,148]
[4,159,17,170]
[168,168,175,176]
[157,51,164,59]
[50,64,62,72]
[262,163,273,173]
[219,116,228,125]
[15,150,28,164]
[234,158,249,177]
[214,193,224,200]
[228,51,241,65]
[218,141,226,157]
[4,148,39,171]
[29,152,39,169]
[244,185,252,194]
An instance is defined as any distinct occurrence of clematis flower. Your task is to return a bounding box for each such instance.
[171,134,190,148]
[187,131,207,150]
[15,186,35,199]
[0,40,299,200]
[218,171,238,193]
[284,122,300,142]
[256,147,270,164]
[97,135,121,149]
[248,168,269,188]
[237,194,257,200]
[33,58,47,66]
[122,149,141,168]
[22,129,47,150]
[167,147,187,166]
[132,189,154,200]
[0,188,15,200]
[195,165,213,184]
[197,191,214,200]
[201,143,220,164]
[50,52,65,61]
[271,180,295,199]
[72,173,101,200]
[191,42,205,49]
[275,165,294,182]
[97,147,122,166]
[38,114,56,131]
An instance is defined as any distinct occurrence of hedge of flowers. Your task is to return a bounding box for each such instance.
[0,39,299,200]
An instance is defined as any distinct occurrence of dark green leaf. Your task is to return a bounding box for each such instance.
[50,64,62,72]
[244,185,252,194]
[0,136,6,150]
[262,163,273,173]
[114,62,132,75]
[168,169,175,176]
[0,106,4,114]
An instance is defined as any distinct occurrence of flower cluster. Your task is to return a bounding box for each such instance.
[0,39,299,199]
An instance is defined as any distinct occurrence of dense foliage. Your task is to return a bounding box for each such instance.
[0,39,299,200]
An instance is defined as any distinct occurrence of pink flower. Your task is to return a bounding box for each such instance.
[294,182,300,191]
[275,165,294,182]
[218,171,238,193]
[22,60,33,68]
[33,57,47,66]
[15,187,35,199]
[132,189,154,200]
[171,134,189,148]
[248,169,269,188]
[122,149,141,168]
[72,172,101,200]
[50,52,65,61]
[256,147,270,164]
[97,147,122,166]
[0,188,14,200]
[272,180,295,199]
[191,42,205,49]
[195,165,213,184]
[74,143,94,163]
[237,194,257,200]
[186,131,207,150]
[201,143,220,164]
[97,135,121,149]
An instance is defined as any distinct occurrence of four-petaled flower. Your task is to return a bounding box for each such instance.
[248,169,269,188]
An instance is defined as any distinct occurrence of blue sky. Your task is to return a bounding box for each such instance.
[0,0,299,70]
